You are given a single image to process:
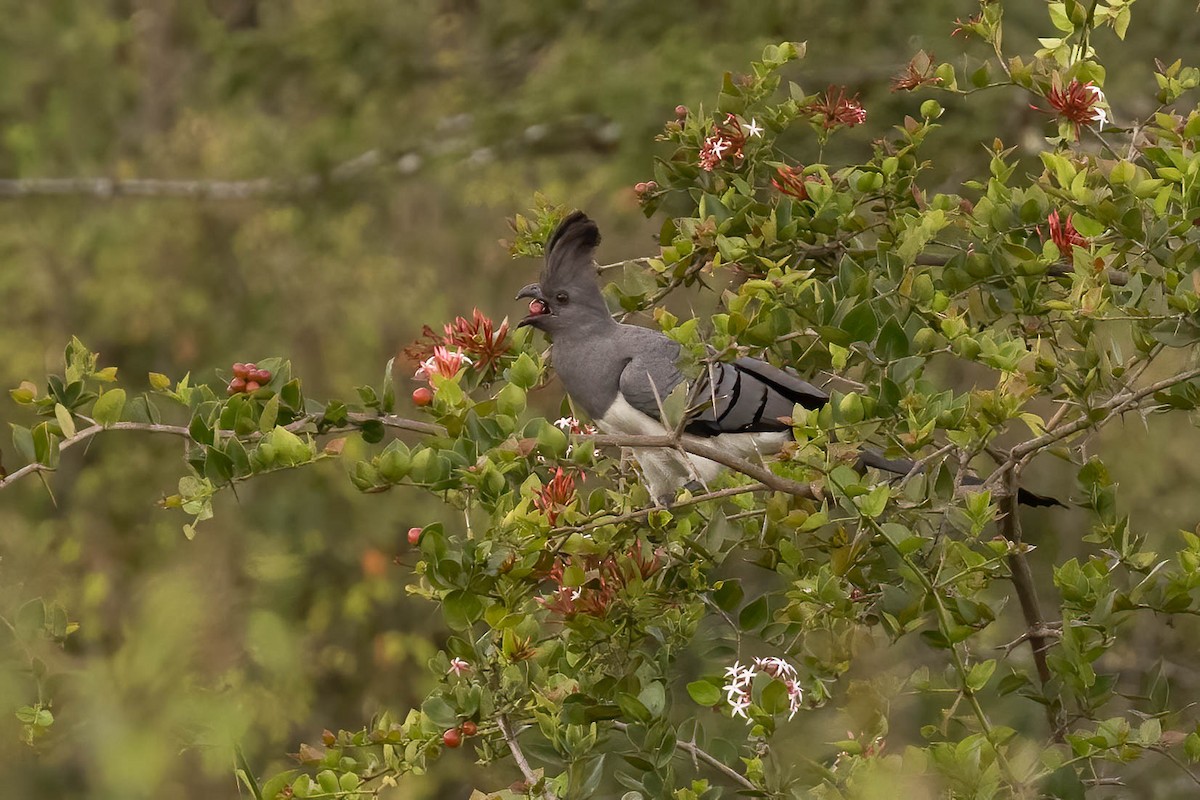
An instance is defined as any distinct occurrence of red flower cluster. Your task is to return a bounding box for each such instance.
[771,165,811,200]
[1043,210,1088,254]
[533,467,577,525]
[414,346,471,383]
[1032,77,1107,140]
[536,543,664,619]
[804,86,867,130]
[890,51,942,92]
[698,114,750,172]
[404,308,510,373]
[951,13,983,38]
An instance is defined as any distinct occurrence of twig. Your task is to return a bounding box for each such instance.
[497,714,559,800]
[1000,469,1065,742]
[611,721,756,792]
[0,421,190,490]
[0,149,388,200]
[1010,365,1200,461]
[0,411,444,493]
[913,252,1129,285]
[550,482,767,534]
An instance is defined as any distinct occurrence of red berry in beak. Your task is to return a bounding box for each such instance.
[529,299,548,316]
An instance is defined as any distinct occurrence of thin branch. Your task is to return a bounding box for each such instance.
[0,149,387,200]
[1009,365,1200,462]
[551,482,767,534]
[584,433,816,500]
[497,714,559,800]
[914,252,1129,285]
[1000,469,1065,742]
[0,421,190,490]
[0,412,443,493]
[611,721,756,792]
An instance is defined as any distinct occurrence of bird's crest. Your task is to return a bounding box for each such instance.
[541,211,601,289]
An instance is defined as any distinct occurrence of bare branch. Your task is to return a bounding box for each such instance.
[1000,469,1065,742]
[0,149,387,200]
[611,721,757,792]
[0,421,190,491]
[551,482,768,534]
[1009,365,1200,462]
[497,714,559,800]
[0,412,443,493]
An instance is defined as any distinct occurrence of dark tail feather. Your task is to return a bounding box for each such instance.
[857,448,1063,508]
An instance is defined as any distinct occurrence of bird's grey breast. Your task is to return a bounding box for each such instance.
[549,333,628,420]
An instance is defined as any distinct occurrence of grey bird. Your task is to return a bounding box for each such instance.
[517,211,1060,508]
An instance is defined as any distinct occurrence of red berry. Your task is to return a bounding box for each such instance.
[412,387,433,407]
[408,527,422,545]
[460,720,478,737]
[228,377,247,395]
[675,104,688,118]
[245,380,261,393]
[245,362,257,371]
[443,728,462,748]
[253,369,271,384]
[233,362,249,379]
[634,182,647,193]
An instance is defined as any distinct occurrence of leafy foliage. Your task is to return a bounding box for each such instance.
[5,2,1200,799]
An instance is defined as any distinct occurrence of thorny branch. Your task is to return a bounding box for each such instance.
[497,714,559,800]
[611,721,757,791]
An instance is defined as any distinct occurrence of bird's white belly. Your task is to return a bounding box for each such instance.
[595,395,788,502]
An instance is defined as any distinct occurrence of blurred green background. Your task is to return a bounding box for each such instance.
[1,2,1199,797]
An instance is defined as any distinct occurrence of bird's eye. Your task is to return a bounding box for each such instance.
[555,291,570,304]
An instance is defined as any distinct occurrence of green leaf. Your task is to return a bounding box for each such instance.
[687,680,721,707]
[32,423,59,468]
[1186,731,1200,763]
[713,580,744,613]
[53,403,76,439]
[382,356,396,413]
[443,589,484,630]
[855,484,890,519]
[11,425,35,463]
[509,353,541,390]
[841,304,878,343]
[258,394,280,433]
[360,419,385,444]
[92,389,126,427]
[638,682,666,717]
[876,317,910,361]
[739,596,769,630]
[966,659,997,691]
[148,372,171,391]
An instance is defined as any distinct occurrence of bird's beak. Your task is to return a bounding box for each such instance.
[516,283,551,327]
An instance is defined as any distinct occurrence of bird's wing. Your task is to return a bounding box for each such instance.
[684,356,829,436]
[612,329,828,436]
[613,331,689,424]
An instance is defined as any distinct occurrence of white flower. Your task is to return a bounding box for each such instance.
[555,416,579,430]
[745,118,763,137]
[729,693,752,720]
[447,658,471,676]
[1085,85,1108,129]
[753,656,797,679]
[786,680,803,721]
